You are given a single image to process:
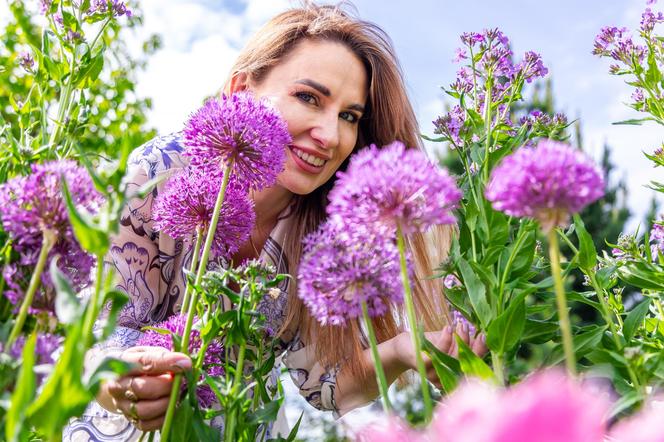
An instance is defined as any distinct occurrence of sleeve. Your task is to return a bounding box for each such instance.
[282,333,340,414]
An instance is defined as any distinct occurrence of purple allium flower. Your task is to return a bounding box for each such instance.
[485,140,604,232]
[18,51,34,71]
[152,167,255,260]
[3,333,64,385]
[137,315,223,408]
[298,222,410,326]
[433,105,466,147]
[327,141,461,235]
[610,399,664,442]
[641,8,664,33]
[183,92,291,191]
[0,161,101,312]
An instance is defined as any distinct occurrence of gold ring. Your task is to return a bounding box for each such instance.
[124,378,138,402]
[129,401,140,420]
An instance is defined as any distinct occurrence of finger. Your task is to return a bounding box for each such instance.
[471,333,488,356]
[108,374,173,401]
[457,322,470,345]
[116,397,171,421]
[136,416,165,432]
[121,347,192,375]
[436,326,454,354]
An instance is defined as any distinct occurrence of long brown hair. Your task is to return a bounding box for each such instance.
[226,2,454,378]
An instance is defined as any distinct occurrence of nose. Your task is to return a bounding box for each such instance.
[310,112,340,151]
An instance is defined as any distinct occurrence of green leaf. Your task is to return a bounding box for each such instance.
[423,337,461,393]
[458,257,492,327]
[521,319,560,344]
[612,117,658,126]
[623,298,651,342]
[61,177,109,256]
[6,332,36,442]
[547,325,608,366]
[74,50,105,87]
[247,399,281,425]
[50,259,82,325]
[616,262,664,290]
[573,215,597,269]
[171,401,194,441]
[455,335,494,380]
[486,291,526,353]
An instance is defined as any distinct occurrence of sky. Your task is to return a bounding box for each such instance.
[1,0,662,228]
[123,0,662,230]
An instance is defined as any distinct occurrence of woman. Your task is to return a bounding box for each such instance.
[65,3,486,440]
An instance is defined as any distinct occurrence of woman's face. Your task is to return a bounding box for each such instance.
[245,39,368,195]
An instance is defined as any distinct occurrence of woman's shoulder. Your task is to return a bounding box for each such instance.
[128,132,189,180]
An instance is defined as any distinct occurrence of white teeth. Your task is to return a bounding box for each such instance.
[293,148,326,167]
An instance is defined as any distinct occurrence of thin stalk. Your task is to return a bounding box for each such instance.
[482,77,493,183]
[396,224,433,420]
[547,229,576,376]
[161,162,233,442]
[6,230,56,349]
[361,300,392,412]
[82,255,105,348]
[491,351,505,385]
[497,226,529,309]
[180,226,204,313]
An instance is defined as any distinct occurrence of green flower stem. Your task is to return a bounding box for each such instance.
[361,300,392,413]
[161,162,233,442]
[224,342,246,442]
[82,253,106,348]
[491,351,505,385]
[547,229,576,376]
[396,224,433,420]
[482,76,493,183]
[6,230,56,349]
[180,226,204,313]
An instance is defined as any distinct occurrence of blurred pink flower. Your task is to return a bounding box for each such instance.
[356,416,422,442]
[610,399,664,442]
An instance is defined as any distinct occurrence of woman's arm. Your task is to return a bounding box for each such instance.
[334,323,487,415]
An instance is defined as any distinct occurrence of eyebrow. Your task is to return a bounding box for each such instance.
[295,78,365,114]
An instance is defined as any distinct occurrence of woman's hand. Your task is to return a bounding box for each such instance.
[393,322,488,389]
[97,346,192,431]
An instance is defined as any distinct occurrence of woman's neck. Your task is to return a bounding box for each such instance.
[251,185,293,231]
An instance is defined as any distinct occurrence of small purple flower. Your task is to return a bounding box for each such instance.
[460,32,485,47]
[650,221,664,258]
[88,0,132,17]
[298,222,410,326]
[641,8,664,33]
[450,67,474,94]
[453,47,468,63]
[183,92,291,191]
[518,51,549,83]
[485,140,604,231]
[64,29,82,44]
[433,105,466,147]
[0,161,101,312]
[327,141,461,235]
[40,0,52,14]
[18,51,34,71]
[443,274,462,289]
[137,315,224,408]
[153,167,255,260]
[593,26,628,55]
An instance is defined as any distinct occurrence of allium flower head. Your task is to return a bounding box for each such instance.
[610,399,664,442]
[0,160,101,311]
[137,314,223,407]
[2,333,64,385]
[153,167,255,260]
[327,141,461,235]
[485,140,604,232]
[298,222,410,326]
[183,92,291,191]
[357,416,422,442]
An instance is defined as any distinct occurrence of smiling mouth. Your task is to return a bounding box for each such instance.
[290,146,328,167]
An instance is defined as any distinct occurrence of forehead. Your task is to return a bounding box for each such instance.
[265,39,368,104]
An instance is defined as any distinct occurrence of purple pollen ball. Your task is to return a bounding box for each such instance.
[0,160,101,312]
[298,222,411,326]
[152,167,255,260]
[485,139,605,232]
[137,314,224,408]
[327,141,461,236]
[183,92,291,191]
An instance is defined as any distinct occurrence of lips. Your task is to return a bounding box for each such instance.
[288,145,328,174]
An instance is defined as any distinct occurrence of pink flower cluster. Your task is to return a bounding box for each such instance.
[358,370,663,442]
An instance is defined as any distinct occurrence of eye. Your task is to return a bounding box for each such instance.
[296,91,317,105]
[340,111,360,124]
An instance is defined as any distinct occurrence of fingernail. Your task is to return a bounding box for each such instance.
[173,359,192,370]
[444,325,452,333]
[481,334,486,343]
